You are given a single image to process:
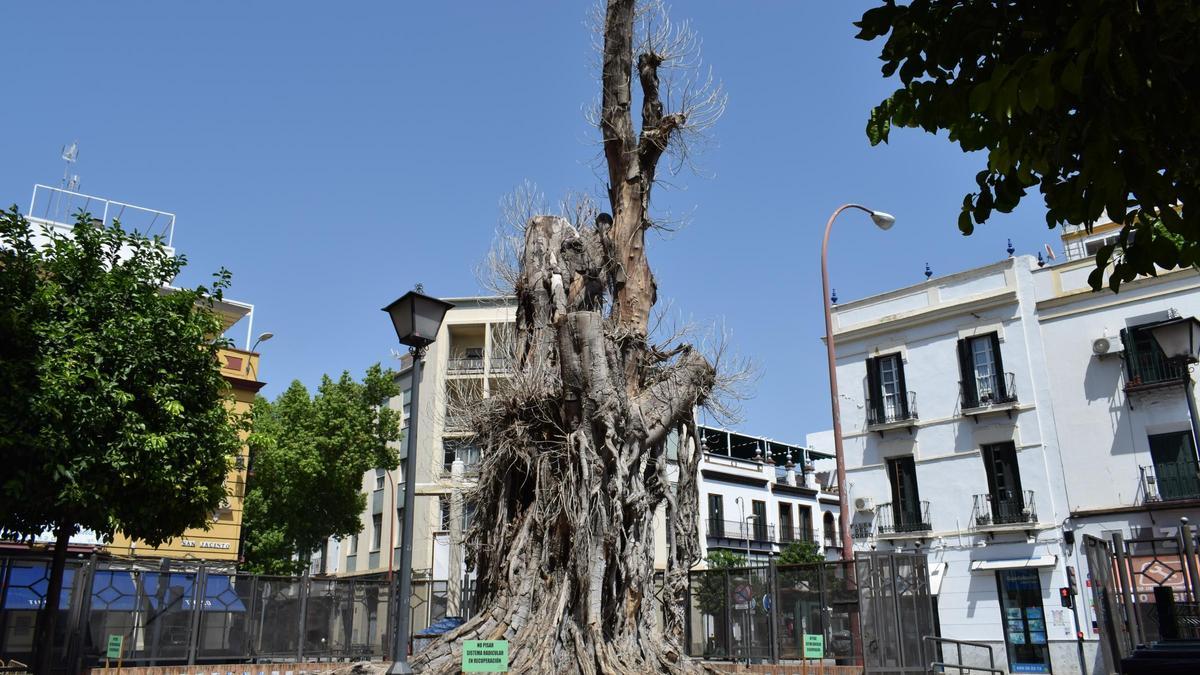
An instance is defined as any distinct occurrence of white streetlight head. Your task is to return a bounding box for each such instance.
[255,332,274,344]
[871,211,896,230]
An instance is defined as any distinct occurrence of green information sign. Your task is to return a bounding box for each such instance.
[462,640,509,672]
[803,633,824,659]
[106,634,124,659]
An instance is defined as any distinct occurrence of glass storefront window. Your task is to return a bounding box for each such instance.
[995,569,1051,673]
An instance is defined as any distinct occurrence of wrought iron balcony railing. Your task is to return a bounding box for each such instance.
[1141,461,1200,502]
[1124,349,1187,391]
[971,490,1036,528]
[961,372,1017,411]
[705,518,775,542]
[877,501,932,535]
[866,391,918,427]
[490,355,513,372]
[778,526,814,544]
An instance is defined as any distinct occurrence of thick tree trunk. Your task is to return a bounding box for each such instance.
[413,2,714,672]
[34,519,72,675]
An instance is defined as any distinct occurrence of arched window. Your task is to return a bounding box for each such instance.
[823,512,836,546]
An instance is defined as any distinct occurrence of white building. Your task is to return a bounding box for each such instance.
[812,221,1200,675]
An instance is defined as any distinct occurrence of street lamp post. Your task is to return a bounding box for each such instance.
[383,290,454,675]
[820,205,895,561]
[734,496,759,666]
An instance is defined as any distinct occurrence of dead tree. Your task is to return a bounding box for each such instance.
[413,2,723,672]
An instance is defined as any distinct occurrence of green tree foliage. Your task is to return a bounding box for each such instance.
[694,549,746,616]
[856,0,1200,291]
[241,364,402,574]
[778,540,823,565]
[0,207,241,667]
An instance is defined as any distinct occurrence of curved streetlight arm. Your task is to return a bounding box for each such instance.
[821,203,887,562]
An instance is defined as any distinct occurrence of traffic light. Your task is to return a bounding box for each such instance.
[1066,565,1078,594]
[1060,586,1074,609]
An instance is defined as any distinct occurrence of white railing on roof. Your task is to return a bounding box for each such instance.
[27,184,175,246]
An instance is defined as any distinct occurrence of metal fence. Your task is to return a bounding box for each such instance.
[683,552,933,674]
[0,556,390,672]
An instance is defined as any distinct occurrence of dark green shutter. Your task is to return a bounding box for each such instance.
[957,339,978,408]
[895,355,910,418]
[866,357,884,423]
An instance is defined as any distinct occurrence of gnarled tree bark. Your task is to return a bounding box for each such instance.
[413,2,717,672]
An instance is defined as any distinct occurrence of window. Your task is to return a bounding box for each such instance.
[886,456,927,532]
[443,440,482,473]
[751,500,767,540]
[797,506,813,542]
[350,532,360,554]
[823,512,836,546]
[779,503,794,542]
[866,353,910,424]
[374,469,386,491]
[439,496,452,531]
[371,513,382,550]
[1148,431,1200,500]
[995,569,1051,673]
[429,581,449,623]
[707,494,724,537]
[982,442,1026,524]
[957,333,1009,408]
[401,388,412,429]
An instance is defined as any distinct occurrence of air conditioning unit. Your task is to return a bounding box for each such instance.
[854,496,875,513]
[1092,333,1123,356]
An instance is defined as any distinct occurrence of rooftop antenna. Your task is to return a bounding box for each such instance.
[60,141,78,189]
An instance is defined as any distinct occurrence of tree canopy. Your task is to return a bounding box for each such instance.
[0,207,243,670]
[240,365,402,575]
[857,0,1200,291]
[0,207,241,545]
[778,540,823,565]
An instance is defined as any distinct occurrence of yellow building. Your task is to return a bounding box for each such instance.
[106,298,265,563]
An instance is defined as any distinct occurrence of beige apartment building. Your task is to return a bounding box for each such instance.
[332,296,515,633]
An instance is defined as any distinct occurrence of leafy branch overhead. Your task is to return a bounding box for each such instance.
[857,0,1200,292]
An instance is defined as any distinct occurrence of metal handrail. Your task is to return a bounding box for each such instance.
[971,490,1037,527]
[923,635,1003,675]
[705,519,775,542]
[1141,461,1200,502]
[877,501,932,535]
[866,391,918,426]
[961,372,1017,410]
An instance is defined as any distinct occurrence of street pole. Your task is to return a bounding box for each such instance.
[389,348,424,674]
[821,204,894,561]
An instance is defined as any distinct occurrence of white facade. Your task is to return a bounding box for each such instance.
[813,237,1200,675]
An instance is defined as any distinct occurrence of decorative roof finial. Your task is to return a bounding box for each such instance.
[831,288,838,304]
[1036,251,1046,268]
[924,262,933,279]
[1007,238,1015,256]
[414,282,425,293]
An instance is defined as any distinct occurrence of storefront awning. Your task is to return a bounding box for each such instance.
[969,555,1057,572]
[928,562,948,595]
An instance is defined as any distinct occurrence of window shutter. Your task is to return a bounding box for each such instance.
[895,355,910,418]
[1119,328,1133,381]
[957,339,978,408]
[989,333,1007,400]
[866,357,884,423]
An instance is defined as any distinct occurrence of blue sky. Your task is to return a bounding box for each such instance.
[1,2,1058,444]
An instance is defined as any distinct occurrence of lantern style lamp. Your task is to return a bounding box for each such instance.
[382,289,452,674]
[1148,316,1200,362]
[383,291,455,350]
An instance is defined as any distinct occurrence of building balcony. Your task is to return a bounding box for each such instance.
[706,519,775,543]
[1124,350,1187,392]
[447,355,485,374]
[1142,461,1200,502]
[778,526,814,544]
[971,491,1037,531]
[961,372,1018,417]
[876,501,931,538]
[865,392,918,433]
[490,355,513,373]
